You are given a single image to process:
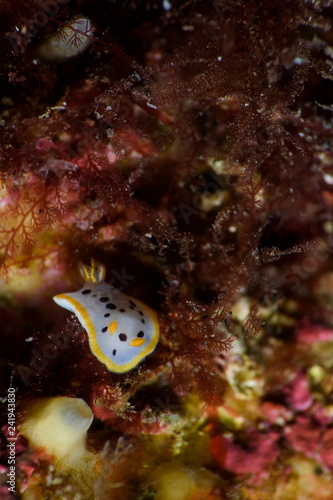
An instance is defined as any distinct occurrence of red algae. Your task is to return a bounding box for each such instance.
[1,0,333,499]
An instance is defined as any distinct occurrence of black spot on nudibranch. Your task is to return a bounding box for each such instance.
[129,300,136,308]
[104,313,110,318]
[102,326,108,333]
[119,308,126,312]
[141,319,145,324]
[138,311,144,316]
[106,303,116,310]
[99,297,109,303]
[137,331,144,337]
[82,289,91,294]
[119,333,127,341]
[113,349,116,356]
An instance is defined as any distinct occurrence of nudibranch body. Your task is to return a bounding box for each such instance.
[53,260,159,373]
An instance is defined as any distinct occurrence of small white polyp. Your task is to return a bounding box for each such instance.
[20,397,93,466]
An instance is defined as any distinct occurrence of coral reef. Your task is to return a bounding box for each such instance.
[0,0,333,498]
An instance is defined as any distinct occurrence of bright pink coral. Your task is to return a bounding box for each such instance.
[284,415,321,458]
[261,401,293,425]
[223,428,280,480]
[319,428,333,470]
[296,323,333,344]
[285,373,313,412]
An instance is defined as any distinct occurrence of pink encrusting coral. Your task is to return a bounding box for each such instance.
[284,414,333,473]
[319,428,333,470]
[1,0,333,498]
[284,373,313,412]
[223,428,281,481]
[260,402,293,425]
[284,415,322,459]
[296,323,333,344]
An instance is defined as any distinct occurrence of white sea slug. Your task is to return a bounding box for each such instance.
[53,259,159,373]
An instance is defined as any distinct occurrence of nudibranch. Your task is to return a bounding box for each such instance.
[53,260,159,373]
